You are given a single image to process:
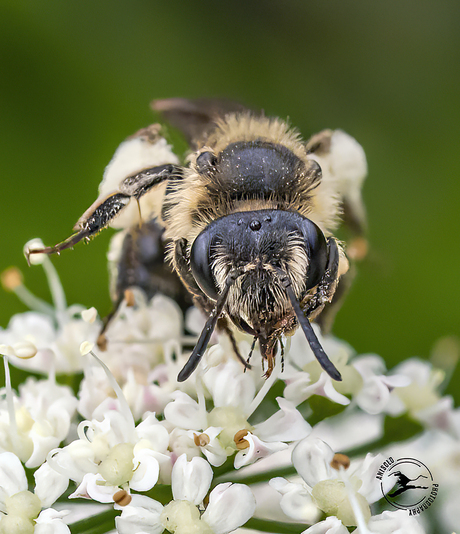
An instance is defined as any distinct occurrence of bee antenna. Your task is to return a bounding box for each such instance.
[177,269,242,382]
[278,270,342,381]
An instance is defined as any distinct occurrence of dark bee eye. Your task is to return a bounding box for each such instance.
[190,229,219,301]
[299,219,328,290]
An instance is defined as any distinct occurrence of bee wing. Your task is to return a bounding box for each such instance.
[151,97,252,148]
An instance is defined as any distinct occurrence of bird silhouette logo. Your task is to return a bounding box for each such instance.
[378,457,439,514]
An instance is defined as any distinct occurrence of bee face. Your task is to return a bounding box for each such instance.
[189,209,329,350]
[28,99,367,383]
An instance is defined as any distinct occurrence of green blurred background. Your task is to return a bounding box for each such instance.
[0,0,459,402]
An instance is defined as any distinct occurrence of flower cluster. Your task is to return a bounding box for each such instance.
[0,245,458,534]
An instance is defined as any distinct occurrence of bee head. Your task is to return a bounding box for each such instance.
[190,210,328,335]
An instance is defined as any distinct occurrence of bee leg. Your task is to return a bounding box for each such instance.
[279,338,285,373]
[302,237,341,320]
[26,164,180,260]
[25,193,132,260]
[316,263,356,334]
[246,337,257,370]
[174,238,210,303]
[259,336,277,378]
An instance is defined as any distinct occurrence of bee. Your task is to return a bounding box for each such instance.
[27,98,367,382]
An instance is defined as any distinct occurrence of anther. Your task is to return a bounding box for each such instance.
[330,453,350,471]
[234,429,250,450]
[113,489,132,507]
[193,433,210,447]
[1,267,23,291]
[124,289,136,307]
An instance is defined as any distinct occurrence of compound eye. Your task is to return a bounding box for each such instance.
[190,229,219,301]
[299,219,328,290]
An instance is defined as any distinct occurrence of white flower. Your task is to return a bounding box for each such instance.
[283,326,359,406]
[355,510,426,534]
[165,359,310,468]
[116,454,256,534]
[0,452,70,534]
[0,368,77,468]
[389,358,445,422]
[301,516,348,534]
[271,437,384,527]
[352,355,410,415]
[38,408,171,504]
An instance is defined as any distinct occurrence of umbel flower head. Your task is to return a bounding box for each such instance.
[0,241,457,533]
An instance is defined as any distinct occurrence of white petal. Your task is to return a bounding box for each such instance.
[130,449,160,492]
[360,509,426,534]
[115,495,164,534]
[301,516,348,534]
[350,453,385,503]
[34,508,71,534]
[136,413,170,452]
[380,374,411,388]
[292,438,334,487]
[0,452,27,506]
[234,433,288,469]
[269,478,319,523]
[355,375,390,415]
[255,397,311,442]
[284,370,311,406]
[70,473,116,503]
[202,483,256,534]
[164,392,207,431]
[171,454,212,505]
[204,360,256,410]
[34,463,69,508]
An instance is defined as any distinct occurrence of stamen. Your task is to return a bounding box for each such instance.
[338,466,371,534]
[24,239,67,315]
[1,267,54,315]
[2,356,20,450]
[246,352,281,417]
[80,342,135,435]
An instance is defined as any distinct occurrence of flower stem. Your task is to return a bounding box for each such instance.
[244,517,308,533]
[69,508,118,534]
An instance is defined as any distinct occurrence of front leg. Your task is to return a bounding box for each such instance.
[301,237,341,321]
[173,238,213,314]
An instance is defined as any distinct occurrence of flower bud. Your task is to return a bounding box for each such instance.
[23,238,47,266]
[12,341,37,359]
[99,443,135,486]
[5,490,41,519]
